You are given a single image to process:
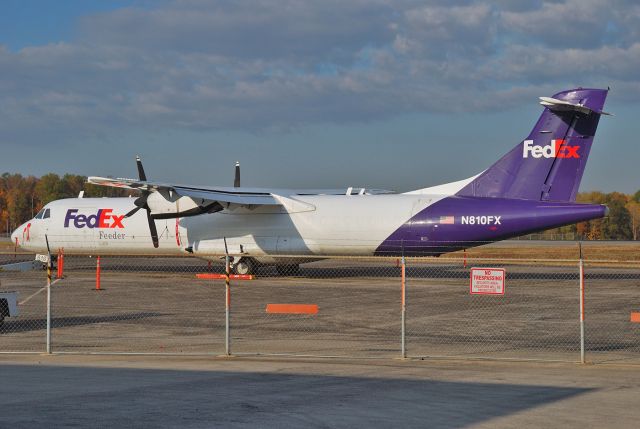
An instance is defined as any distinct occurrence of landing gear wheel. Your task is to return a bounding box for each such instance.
[276,264,300,276]
[234,258,254,275]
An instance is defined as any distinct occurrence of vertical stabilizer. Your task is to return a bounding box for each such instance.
[457,88,608,202]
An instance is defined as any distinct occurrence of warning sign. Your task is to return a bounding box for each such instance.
[470,268,505,295]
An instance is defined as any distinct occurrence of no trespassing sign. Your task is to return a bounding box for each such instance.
[470,268,505,295]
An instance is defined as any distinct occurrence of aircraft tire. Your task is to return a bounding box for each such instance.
[234,258,254,275]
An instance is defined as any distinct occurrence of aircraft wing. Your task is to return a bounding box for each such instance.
[88,177,395,201]
[88,176,395,217]
[89,176,295,204]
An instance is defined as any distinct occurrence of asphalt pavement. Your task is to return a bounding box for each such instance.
[1,354,639,428]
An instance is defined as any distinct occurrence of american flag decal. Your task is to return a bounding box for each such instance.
[439,216,455,224]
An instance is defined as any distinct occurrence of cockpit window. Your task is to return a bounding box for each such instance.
[34,209,45,219]
[43,208,51,219]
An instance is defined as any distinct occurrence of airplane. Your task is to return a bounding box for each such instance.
[12,88,611,275]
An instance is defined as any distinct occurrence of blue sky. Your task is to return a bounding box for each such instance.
[0,1,138,51]
[0,0,638,193]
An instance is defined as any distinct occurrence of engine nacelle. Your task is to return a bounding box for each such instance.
[147,193,200,217]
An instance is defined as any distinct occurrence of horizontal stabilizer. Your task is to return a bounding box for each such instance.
[539,96,612,116]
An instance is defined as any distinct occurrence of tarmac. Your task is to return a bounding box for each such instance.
[2,255,639,363]
[1,250,639,427]
[1,354,640,428]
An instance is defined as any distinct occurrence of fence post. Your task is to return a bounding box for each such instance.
[401,255,406,359]
[224,238,231,356]
[59,248,65,279]
[46,248,52,354]
[95,256,101,291]
[56,249,62,279]
[579,244,585,364]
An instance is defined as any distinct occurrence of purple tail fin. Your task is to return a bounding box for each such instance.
[457,88,608,202]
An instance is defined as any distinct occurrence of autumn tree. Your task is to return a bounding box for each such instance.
[627,199,640,240]
[35,173,64,207]
[1,173,38,233]
[576,191,607,239]
[601,192,632,239]
[61,174,86,198]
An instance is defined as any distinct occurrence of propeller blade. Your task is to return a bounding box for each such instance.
[133,193,148,208]
[125,192,149,217]
[234,161,240,188]
[132,157,156,247]
[136,155,147,181]
[147,209,159,248]
[124,206,141,218]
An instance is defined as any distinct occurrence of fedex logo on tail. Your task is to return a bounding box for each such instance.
[523,139,580,159]
[64,209,125,229]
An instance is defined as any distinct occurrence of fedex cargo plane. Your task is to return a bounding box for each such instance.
[13,88,610,274]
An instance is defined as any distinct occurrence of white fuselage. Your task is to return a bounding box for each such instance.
[12,195,443,257]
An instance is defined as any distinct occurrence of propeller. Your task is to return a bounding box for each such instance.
[234,161,240,188]
[125,155,159,248]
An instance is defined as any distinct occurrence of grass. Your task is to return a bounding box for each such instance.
[1,236,639,262]
[450,243,640,262]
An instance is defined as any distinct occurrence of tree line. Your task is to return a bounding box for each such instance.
[554,191,640,240]
[1,172,639,240]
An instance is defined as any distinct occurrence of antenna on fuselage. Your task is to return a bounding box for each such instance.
[234,162,240,188]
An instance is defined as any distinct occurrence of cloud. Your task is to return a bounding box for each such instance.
[500,0,615,49]
[403,3,497,57]
[80,0,397,62]
[0,0,639,145]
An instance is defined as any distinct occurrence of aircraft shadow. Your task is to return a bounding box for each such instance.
[31,260,640,280]
[256,266,640,280]
[0,312,162,334]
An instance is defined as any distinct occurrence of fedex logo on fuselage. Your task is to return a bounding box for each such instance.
[64,209,125,229]
[523,139,580,159]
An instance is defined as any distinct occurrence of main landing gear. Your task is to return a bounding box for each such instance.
[231,257,300,276]
[233,258,254,275]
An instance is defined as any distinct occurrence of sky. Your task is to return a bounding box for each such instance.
[0,0,638,193]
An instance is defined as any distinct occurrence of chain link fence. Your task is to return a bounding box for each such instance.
[50,256,226,354]
[232,258,401,358]
[0,251,50,353]
[584,261,640,364]
[1,250,639,363]
[406,260,584,362]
